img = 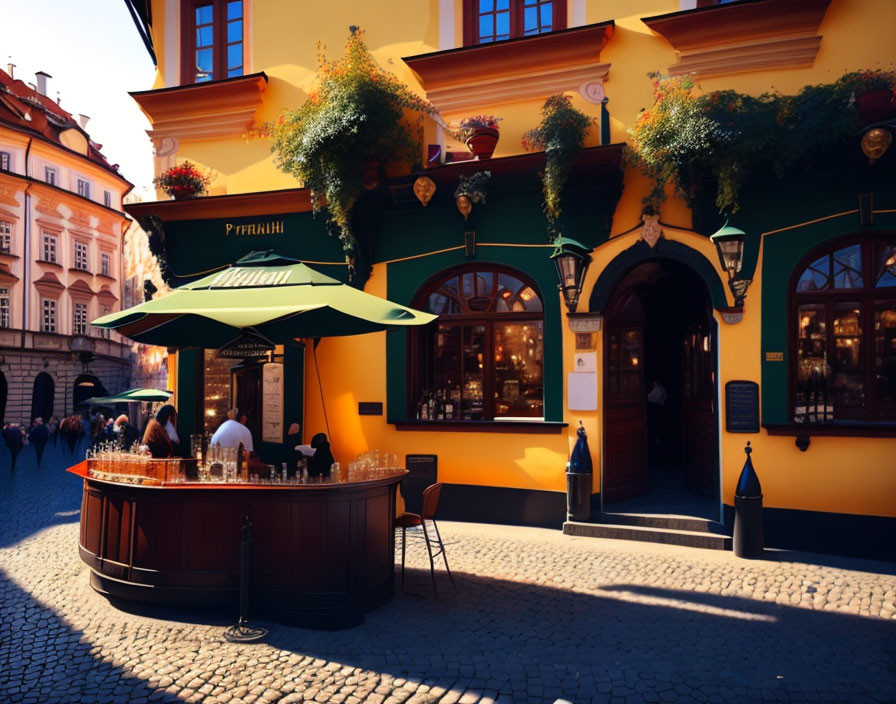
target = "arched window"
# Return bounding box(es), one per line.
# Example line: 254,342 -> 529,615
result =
792,235 -> 896,423
411,266 -> 544,421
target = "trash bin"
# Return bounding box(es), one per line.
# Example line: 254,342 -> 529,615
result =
733,441 -> 764,558
566,422 -> 593,522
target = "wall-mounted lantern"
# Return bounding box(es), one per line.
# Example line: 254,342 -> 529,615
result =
710,221 -> 751,308
550,235 -> 593,314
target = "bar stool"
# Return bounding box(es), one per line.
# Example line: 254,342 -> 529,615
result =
395,482 -> 457,598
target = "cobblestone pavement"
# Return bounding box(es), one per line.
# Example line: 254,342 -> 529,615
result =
1,442 -> 895,704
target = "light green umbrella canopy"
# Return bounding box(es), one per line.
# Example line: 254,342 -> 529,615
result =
81,388 -> 174,406
92,251 -> 436,348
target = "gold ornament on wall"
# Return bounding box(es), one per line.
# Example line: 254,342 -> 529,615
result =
456,194 -> 472,220
413,176 -> 436,207
861,128 -> 893,164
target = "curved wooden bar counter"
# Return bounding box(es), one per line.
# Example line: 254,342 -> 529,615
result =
68,461 -> 407,630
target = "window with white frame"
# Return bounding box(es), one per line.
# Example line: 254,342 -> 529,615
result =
0,288 -> 10,328
97,304 -> 111,339
100,253 -> 111,276
45,167 -> 57,185
77,179 -> 90,199
0,221 -> 11,253
0,151 -> 10,171
41,299 -> 57,333
73,301 -> 88,336
74,241 -> 89,271
103,190 -> 112,208
41,232 -> 58,263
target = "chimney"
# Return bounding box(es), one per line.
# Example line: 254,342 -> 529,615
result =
6,59 -> 14,79
78,114 -> 90,130
35,70 -> 51,96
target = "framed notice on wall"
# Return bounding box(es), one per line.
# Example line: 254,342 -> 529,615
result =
262,362 -> 284,443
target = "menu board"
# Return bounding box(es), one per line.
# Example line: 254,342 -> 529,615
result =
262,362 -> 284,443
725,380 -> 760,433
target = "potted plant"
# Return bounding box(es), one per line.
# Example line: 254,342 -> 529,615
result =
627,70 -> 896,215
838,69 -> 896,125
267,28 -> 438,276
522,94 -> 595,228
454,170 -> 491,220
456,115 -> 502,160
153,161 -> 212,200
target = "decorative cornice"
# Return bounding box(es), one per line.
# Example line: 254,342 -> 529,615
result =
68,279 -> 97,297
642,0 -> 832,78
130,72 -> 268,142
0,264 -> 19,282
404,22 -> 613,116
96,285 -> 118,301
124,187 -> 313,222
33,271 -> 65,293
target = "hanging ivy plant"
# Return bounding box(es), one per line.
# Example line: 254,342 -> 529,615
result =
628,70 -> 896,214
267,28 -> 437,276
522,94 -> 595,230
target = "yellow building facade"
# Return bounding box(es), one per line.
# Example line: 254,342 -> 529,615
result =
124,0 -> 896,558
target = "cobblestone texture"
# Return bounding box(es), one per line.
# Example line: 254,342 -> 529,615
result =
1,440 -> 895,703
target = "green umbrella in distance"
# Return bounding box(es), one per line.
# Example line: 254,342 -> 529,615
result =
91,251 -> 437,348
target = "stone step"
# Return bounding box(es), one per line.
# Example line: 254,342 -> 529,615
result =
563,520 -> 732,550
597,511 -> 729,535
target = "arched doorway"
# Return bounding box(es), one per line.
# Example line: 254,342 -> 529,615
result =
31,372 -> 55,422
0,371 -> 7,426
73,374 -> 107,414
602,259 -> 720,519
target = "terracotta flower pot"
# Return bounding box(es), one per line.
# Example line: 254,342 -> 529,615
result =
856,89 -> 896,126
170,185 -> 198,200
465,127 -> 500,160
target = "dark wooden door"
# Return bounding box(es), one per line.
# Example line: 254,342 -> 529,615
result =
603,291 -> 648,504
233,365 -> 263,444
682,316 -> 718,497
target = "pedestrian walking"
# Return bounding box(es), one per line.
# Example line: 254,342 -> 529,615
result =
28,417 -> 49,467
4,423 -> 24,473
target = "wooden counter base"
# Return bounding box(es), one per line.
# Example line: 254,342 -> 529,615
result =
70,462 -> 406,630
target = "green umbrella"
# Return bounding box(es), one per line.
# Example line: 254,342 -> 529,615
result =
92,251 -> 436,347
81,388 -> 174,406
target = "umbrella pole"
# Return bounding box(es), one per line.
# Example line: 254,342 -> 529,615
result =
312,344 -> 331,444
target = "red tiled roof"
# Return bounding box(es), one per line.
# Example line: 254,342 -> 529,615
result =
0,68 -> 123,178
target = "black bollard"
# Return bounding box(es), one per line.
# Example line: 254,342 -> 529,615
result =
223,516 -> 268,643
733,441 -> 764,558
566,421 -> 593,522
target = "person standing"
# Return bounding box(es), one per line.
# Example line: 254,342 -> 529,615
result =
210,411 -> 254,453
4,423 -> 24,473
28,417 -> 49,467
142,405 -> 179,458
309,433 -> 334,479
647,379 -> 668,463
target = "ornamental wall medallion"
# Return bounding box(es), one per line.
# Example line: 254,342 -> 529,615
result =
641,214 -> 662,248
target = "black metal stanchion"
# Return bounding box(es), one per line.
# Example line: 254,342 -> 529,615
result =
223,516 -> 268,643
566,421 -> 593,522
733,442 -> 764,559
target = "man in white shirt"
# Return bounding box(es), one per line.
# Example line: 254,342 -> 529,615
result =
211,413 -> 254,452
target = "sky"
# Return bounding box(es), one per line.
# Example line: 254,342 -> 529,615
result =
1,0 -> 157,199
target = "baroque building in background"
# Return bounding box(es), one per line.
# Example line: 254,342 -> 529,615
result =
0,66 -> 132,424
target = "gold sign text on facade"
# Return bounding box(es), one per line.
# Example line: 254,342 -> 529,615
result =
225,220 -> 284,236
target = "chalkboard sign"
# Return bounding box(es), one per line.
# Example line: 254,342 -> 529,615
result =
403,454 -> 437,515
725,381 -> 760,433
358,402 -> 383,416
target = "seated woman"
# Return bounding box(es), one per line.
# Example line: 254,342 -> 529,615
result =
142,405 -> 178,458
309,432 -> 334,478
